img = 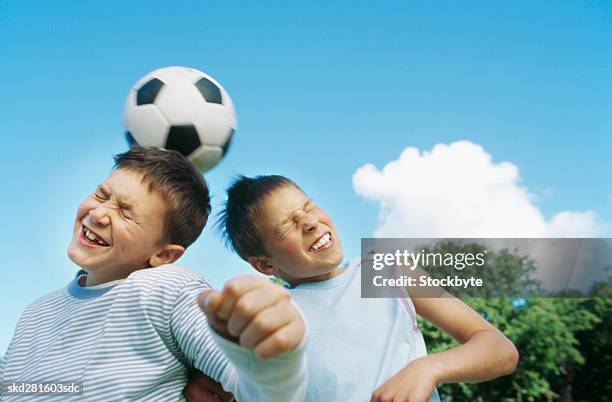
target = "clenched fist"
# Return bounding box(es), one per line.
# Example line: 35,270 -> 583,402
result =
198,276 -> 305,359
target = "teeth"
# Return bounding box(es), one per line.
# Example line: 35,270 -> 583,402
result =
85,228 -> 97,241
311,233 -> 331,252
84,227 -> 107,246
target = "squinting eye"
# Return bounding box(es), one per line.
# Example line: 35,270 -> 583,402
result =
94,192 -> 105,201
274,223 -> 293,239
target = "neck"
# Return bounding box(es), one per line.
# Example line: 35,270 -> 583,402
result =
85,275 -> 107,287
282,266 -> 345,287
81,270 -> 129,287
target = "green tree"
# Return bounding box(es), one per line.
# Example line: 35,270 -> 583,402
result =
571,296 -> 612,401
417,241 -> 540,298
415,242 -> 606,402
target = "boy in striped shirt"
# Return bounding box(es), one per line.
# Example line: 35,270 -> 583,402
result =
0,147 -> 307,401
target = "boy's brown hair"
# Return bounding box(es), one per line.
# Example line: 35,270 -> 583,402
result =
114,146 -> 210,248
219,174 -> 300,260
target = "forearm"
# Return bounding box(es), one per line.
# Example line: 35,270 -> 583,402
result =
425,330 -> 518,384
211,329 -> 307,402
195,276 -> 309,402
371,331 -> 517,402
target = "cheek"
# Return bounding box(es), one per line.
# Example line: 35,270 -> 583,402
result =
113,223 -> 132,244
115,223 -> 152,253
278,236 -> 306,258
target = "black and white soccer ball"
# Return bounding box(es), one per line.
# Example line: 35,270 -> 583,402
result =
123,66 -> 237,172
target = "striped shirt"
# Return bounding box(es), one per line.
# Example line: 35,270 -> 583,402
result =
0,265 -> 307,401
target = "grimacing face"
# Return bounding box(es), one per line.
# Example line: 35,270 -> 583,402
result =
252,185 -> 344,285
67,169 -> 182,285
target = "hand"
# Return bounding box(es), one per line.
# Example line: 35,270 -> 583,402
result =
371,358 -> 438,402
183,370 -> 234,402
198,276 -> 305,359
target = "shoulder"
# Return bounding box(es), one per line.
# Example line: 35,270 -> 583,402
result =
116,265 -> 212,322
24,286 -> 69,313
126,264 -> 212,289
11,286 -> 70,334
121,265 -> 213,309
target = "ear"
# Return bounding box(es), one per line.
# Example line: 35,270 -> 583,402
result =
149,244 -> 185,267
248,256 -> 278,276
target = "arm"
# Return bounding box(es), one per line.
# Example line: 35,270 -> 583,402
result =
412,295 -> 519,382
171,275 -> 307,402
198,276 -> 307,402
372,293 -> 518,402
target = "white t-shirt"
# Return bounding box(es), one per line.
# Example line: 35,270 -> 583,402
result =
290,259 -> 440,402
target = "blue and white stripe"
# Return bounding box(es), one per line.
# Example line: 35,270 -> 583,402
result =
1,265 -> 307,402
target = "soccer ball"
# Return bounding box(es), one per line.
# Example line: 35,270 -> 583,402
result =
123,66 -> 237,172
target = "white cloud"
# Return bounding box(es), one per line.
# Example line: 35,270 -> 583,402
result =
353,140 -> 607,238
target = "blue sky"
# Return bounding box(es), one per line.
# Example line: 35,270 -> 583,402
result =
1,0 -> 610,353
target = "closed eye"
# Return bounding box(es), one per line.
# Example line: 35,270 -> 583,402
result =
94,185 -> 109,201
272,200 -> 317,239
119,209 -> 131,220
273,222 -> 293,239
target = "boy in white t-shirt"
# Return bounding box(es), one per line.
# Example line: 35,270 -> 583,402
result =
219,174 -> 519,402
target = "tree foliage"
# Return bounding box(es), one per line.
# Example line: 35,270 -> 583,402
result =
416,242 -> 611,402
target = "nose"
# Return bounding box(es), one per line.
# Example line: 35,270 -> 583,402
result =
88,206 -> 111,226
301,213 -> 319,233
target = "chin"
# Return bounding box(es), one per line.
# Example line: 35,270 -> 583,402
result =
67,242 -> 94,270
67,249 -> 87,270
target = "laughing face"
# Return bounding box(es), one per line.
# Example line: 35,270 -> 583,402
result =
67,168 -> 180,286
252,184 -> 344,285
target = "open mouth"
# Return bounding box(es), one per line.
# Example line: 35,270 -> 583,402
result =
309,232 -> 333,253
80,225 -> 110,247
